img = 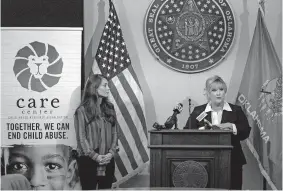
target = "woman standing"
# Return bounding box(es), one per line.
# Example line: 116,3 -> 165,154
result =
74,74 -> 118,190
184,75 -> 251,190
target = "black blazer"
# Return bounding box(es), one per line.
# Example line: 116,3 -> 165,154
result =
184,103 -> 251,165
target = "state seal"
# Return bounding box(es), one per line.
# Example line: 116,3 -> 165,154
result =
259,77 -> 282,120
172,160 -> 208,187
145,0 -> 235,73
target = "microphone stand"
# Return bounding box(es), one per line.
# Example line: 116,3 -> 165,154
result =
174,116 -> 178,129
165,111 -> 179,130
188,98 -> 192,129
153,103 -> 183,130
164,103 -> 183,130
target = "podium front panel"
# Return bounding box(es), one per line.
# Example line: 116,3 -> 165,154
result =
149,130 -> 232,189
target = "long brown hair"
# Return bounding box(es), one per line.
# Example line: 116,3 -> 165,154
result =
80,74 -> 116,126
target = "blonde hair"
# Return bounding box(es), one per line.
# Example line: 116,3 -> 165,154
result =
204,75 -> 227,101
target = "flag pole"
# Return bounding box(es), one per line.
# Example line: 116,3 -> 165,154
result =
257,0 -> 267,189
257,1 -> 267,189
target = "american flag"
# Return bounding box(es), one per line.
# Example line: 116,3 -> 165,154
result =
92,0 -> 149,186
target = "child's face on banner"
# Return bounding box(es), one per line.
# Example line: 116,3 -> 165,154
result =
6,145 -> 76,190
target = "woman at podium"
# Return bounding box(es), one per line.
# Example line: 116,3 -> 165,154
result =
184,75 -> 251,190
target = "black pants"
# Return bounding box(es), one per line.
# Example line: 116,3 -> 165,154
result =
78,156 -> 115,190
230,164 -> 243,190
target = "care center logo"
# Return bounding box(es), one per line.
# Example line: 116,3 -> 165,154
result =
145,0 -> 235,73
13,41 -> 63,92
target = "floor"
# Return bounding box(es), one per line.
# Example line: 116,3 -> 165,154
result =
119,174 -> 150,188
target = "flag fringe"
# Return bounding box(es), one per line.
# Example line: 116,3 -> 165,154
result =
112,161 -> 149,188
245,140 -> 278,190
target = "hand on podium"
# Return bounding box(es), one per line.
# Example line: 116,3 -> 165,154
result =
217,123 -> 234,131
203,119 -> 220,130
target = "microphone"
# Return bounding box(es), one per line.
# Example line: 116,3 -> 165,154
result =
152,122 -> 165,130
196,112 -> 219,130
164,103 -> 183,129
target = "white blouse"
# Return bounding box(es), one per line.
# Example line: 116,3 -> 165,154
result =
201,102 -> 237,135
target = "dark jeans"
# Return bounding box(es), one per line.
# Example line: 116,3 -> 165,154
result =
230,164 -> 243,190
78,156 -> 115,190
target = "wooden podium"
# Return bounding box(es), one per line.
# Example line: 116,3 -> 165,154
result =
148,129 -> 233,189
